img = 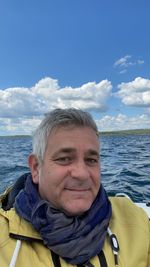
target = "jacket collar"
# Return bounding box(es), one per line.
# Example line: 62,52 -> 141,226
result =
0,208 -> 42,241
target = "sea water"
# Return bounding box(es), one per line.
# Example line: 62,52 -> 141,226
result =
0,134 -> 149,202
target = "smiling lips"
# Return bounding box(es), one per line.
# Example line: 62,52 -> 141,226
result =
65,188 -> 90,192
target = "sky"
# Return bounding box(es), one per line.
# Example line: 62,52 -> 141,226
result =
0,0 -> 150,135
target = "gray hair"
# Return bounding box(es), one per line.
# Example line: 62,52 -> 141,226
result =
32,108 -> 99,163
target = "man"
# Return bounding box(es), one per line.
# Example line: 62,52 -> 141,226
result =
0,108 -> 149,267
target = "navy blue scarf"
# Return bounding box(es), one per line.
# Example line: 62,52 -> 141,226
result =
15,174 -> 112,265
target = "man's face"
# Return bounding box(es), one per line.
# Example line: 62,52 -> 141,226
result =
29,126 -> 101,216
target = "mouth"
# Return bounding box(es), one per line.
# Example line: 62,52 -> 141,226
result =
65,188 -> 90,192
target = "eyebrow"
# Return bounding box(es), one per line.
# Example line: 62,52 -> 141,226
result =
86,149 -> 100,158
52,148 -> 76,158
52,148 -> 100,158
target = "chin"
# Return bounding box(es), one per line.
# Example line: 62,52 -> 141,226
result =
63,202 -> 92,216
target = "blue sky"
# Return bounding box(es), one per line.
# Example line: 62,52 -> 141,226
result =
0,0 -> 150,135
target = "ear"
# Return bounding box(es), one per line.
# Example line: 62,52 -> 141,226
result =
28,154 -> 40,184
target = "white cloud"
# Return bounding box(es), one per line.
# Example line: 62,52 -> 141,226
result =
0,77 -> 112,135
0,117 -> 42,135
96,113 -> 150,131
0,77 -> 112,119
2,112 -> 150,136
137,59 -> 144,65
1,76 -> 150,135
117,77 -> 150,107
119,69 -> 127,74
114,55 -> 144,74
114,55 -> 132,68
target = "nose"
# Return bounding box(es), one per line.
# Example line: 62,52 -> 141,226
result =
70,160 -> 90,180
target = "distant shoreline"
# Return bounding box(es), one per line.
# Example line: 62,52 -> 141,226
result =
1,129 -> 150,137
100,129 -> 150,136
0,135 -> 31,138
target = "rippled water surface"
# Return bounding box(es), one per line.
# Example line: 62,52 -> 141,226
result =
100,134 -> 150,202
0,134 -> 149,202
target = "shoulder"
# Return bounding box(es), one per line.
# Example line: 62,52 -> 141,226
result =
104,197 -> 150,266
0,208 -> 24,246
0,208 -> 11,246
109,197 -> 149,230
0,207 -> 41,244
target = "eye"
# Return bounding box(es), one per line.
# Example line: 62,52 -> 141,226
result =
85,158 -> 99,166
55,157 -> 72,165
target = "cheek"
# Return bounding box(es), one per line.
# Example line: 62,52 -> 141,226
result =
42,167 -> 69,189
92,167 -> 101,181
92,172 -> 101,193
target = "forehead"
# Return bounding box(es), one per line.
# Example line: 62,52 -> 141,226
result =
46,126 -> 100,153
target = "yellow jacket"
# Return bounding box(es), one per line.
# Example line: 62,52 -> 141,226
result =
0,197 -> 149,267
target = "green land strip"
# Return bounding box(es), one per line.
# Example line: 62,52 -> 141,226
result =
100,129 -> 150,136
0,135 -> 31,138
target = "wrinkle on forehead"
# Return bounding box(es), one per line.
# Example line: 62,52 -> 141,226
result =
46,126 -> 100,155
